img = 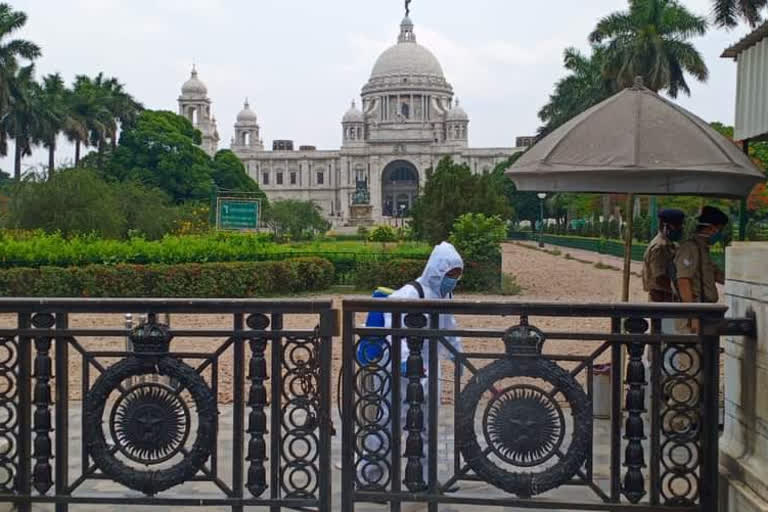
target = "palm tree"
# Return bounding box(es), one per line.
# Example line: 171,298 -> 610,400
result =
66,75 -> 108,166
589,0 -> 709,98
713,0 -> 767,28
538,47 -> 616,135
0,3 -> 41,156
99,75 -> 142,151
37,73 -> 67,177
65,74 -> 142,167
2,63 -> 40,180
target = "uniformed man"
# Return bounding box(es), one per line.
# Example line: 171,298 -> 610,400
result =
643,209 -> 686,303
674,205 -> 728,332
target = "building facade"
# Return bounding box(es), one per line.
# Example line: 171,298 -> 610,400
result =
179,14 -> 523,225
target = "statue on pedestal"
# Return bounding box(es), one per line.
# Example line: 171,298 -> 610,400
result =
352,178 -> 370,205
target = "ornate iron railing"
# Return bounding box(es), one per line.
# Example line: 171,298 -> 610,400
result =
0,298 -> 335,512
340,299 -> 728,512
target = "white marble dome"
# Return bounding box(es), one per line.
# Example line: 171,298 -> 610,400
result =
446,99 -> 468,121
181,67 -> 207,96
370,17 -> 444,79
342,100 -> 364,123
236,100 -> 258,123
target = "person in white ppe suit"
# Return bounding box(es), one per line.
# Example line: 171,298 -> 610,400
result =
378,241 -> 464,487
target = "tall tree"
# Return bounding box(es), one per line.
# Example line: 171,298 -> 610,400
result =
66,75 -> 110,166
713,0 -> 767,28
2,64 -> 40,180
589,0 -> 708,97
37,73 -> 67,177
0,3 -> 41,157
411,157 -> 512,245
538,47 -> 615,135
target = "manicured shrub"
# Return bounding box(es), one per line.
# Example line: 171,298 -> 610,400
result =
368,225 -> 398,243
353,259 -> 427,291
0,258 -> 334,298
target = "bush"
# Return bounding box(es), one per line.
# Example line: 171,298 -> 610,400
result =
4,169 -> 182,240
352,259 -> 427,290
368,225 -> 398,243
264,200 -> 331,241
449,213 -> 505,292
0,257 -> 334,297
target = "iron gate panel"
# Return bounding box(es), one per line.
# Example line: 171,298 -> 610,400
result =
341,299 -> 726,512
0,299 -> 335,512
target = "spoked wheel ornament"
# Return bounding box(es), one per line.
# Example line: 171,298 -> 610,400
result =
456,324 -> 591,498
84,319 -> 217,496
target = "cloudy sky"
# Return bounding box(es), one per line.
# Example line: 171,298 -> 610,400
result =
2,0 -> 752,173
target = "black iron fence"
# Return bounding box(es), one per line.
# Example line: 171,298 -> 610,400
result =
0,298 -> 335,511
0,297 -> 755,511
341,299 -> 732,512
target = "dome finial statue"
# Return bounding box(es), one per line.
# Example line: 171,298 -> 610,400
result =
405,0 -> 412,17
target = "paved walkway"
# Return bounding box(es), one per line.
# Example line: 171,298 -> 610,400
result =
5,403 -> 623,511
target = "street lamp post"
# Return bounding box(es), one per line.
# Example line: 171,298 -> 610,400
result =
537,192 -> 547,248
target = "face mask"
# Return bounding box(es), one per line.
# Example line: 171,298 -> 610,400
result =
708,231 -> 724,245
440,277 -> 458,297
667,229 -> 683,242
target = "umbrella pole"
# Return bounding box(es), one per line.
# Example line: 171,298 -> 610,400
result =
622,194 -> 635,302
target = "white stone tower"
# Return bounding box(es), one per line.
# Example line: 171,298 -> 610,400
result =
178,66 -> 220,156
231,99 -> 264,151
445,98 -> 469,147
341,100 -> 365,147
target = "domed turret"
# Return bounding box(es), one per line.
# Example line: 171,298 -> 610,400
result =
446,98 -> 468,121
342,100 -> 365,146
181,66 -> 208,97
232,98 -> 263,151
446,98 -> 469,146
342,100 -> 364,123
237,99 -> 258,123
178,66 -> 218,155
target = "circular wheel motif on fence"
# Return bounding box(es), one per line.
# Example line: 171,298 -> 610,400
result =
456,357 -> 591,498
84,356 -> 217,496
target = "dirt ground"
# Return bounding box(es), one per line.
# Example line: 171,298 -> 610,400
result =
0,242 -> 701,404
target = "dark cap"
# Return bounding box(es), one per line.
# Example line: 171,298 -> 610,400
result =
658,208 -> 685,224
698,205 -> 729,226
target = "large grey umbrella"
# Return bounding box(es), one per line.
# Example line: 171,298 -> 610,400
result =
509,78 -> 764,300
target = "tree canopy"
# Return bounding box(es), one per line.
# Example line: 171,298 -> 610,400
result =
264,199 -> 330,241
713,0 -> 767,28
589,0 -> 709,98
410,157 -> 513,245
102,111 -> 263,203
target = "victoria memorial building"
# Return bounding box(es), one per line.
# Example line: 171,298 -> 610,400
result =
176,13 -> 526,225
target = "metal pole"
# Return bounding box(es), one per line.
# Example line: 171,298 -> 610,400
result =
739,139 -> 750,241
622,194 -> 635,302
538,197 -> 545,248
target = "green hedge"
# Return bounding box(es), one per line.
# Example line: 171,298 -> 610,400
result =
0,258 -> 334,297
352,258 -> 500,293
510,232 -> 725,269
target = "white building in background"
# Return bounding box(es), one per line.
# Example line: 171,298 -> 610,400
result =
176,14 -> 524,225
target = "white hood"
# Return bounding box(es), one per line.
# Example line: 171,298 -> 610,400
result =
418,241 -> 464,297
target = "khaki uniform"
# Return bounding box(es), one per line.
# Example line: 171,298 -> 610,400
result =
642,232 -> 677,302
674,236 -> 721,303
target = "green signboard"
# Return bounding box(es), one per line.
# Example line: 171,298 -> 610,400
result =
217,197 -> 260,230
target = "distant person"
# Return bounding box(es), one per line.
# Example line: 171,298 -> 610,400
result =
642,209 -> 686,303
675,205 -> 728,332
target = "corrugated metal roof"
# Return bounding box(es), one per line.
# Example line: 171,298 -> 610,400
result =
722,20 -> 768,58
